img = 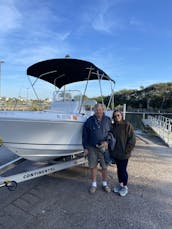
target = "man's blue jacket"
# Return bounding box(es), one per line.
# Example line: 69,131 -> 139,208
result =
82,114 -> 112,149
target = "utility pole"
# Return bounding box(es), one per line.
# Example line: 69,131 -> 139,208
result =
0,60 -> 5,98
26,88 -> 29,100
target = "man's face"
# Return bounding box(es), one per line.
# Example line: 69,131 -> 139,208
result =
95,105 -> 104,119
113,111 -> 122,122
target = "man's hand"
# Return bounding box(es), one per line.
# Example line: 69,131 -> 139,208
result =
84,148 -> 89,157
101,141 -> 108,150
96,141 -> 108,153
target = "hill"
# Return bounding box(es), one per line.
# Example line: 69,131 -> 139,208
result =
96,82 -> 172,112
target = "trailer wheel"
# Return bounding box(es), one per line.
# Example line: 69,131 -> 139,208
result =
5,181 -> 17,191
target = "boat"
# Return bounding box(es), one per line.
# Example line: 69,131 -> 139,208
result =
0,58 -> 115,161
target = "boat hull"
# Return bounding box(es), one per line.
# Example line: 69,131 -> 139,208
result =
5,144 -> 83,161
0,113 -> 86,161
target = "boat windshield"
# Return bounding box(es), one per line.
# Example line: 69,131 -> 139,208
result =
50,90 -> 82,113
53,90 -> 82,103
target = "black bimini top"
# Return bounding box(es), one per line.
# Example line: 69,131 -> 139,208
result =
27,58 -> 114,89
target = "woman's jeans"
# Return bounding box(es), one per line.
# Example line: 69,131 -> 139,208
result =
115,158 -> 129,186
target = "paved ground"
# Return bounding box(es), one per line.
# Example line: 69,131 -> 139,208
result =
0,132 -> 172,229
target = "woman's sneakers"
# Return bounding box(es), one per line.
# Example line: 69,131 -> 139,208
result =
113,184 -> 122,193
113,184 -> 128,196
119,186 -> 128,196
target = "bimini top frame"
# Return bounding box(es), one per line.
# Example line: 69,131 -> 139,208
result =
27,58 -> 115,110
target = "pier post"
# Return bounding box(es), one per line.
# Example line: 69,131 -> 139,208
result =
123,104 -> 126,120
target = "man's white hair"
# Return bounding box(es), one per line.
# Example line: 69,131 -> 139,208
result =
94,103 -> 105,111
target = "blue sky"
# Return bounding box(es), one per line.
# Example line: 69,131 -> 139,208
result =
0,0 -> 172,99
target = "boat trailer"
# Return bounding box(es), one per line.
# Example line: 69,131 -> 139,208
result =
0,153 -> 86,191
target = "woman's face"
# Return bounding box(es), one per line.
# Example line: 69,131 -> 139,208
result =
113,111 -> 122,122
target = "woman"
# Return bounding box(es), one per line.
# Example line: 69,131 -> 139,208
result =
110,110 -> 136,197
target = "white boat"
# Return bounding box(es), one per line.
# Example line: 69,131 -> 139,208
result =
0,58 -> 115,161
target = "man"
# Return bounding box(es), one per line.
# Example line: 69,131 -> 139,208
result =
111,110 -> 136,197
82,103 -> 112,194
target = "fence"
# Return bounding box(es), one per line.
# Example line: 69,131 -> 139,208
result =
143,115 -> 172,147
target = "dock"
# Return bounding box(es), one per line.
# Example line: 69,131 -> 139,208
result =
143,115 -> 172,147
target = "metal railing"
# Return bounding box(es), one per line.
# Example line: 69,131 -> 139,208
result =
147,115 -> 172,147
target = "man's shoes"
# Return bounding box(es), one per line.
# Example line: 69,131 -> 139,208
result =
89,186 -> 97,194
102,185 -> 111,193
119,186 -> 128,197
89,185 -> 111,193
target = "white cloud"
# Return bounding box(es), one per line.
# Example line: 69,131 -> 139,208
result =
94,0 -> 122,32
0,0 -> 22,33
0,0 -> 72,68
83,48 -> 125,80
129,17 -> 142,26
92,14 -> 115,33
80,0 -> 126,34
81,0 -> 151,34
128,16 -> 151,33
92,1 -> 113,32
9,44 -> 71,67
57,32 -> 71,41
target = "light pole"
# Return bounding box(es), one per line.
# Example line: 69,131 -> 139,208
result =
0,61 -> 5,98
26,88 -> 29,100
